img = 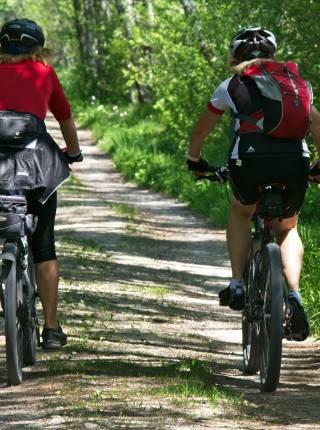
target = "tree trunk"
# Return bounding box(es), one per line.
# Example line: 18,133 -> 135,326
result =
179,0 -> 215,67
93,0 -> 109,91
84,0 -> 98,72
72,0 -> 86,65
143,0 -> 155,26
101,0 -> 111,22
180,0 -> 196,15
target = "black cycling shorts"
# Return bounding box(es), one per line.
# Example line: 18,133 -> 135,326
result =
28,192 -> 57,264
228,156 -> 310,218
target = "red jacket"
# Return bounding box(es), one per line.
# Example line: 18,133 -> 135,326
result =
0,59 -> 71,121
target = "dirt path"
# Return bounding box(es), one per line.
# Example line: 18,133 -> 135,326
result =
0,119 -> 319,429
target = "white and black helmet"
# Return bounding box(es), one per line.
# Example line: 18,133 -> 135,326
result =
0,18 -> 45,55
230,26 -> 277,61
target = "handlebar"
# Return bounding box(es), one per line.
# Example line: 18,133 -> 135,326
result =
194,165 -> 229,184
193,162 -> 320,185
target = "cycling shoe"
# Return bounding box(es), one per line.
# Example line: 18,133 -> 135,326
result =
285,297 -> 309,342
219,284 -> 244,311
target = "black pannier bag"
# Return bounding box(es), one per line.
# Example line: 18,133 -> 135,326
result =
0,110 -> 46,147
0,194 -> 36,239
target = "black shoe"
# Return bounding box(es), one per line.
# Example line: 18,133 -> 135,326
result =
285,297 -> 309,342
219,284 -> 244,311
42,324 -> 67,350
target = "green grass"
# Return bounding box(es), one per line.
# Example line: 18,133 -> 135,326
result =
46,355 -> 244,415
298,221 -> 320,334
108,202 -> 141,220
159,382 -> 244,409
152,359 -> 245,413
122,283 -> 170,298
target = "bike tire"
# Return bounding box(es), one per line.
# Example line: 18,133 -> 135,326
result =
258,242 -> 283,392
23,325 -> 37,366
3,243 -> 23,385
242,317 -> 259,375
242,249 -> 259,375
23,249 -> 38,366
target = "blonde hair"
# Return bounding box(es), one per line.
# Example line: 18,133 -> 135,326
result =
0,46 -> 51,65
230,57 -> 277,74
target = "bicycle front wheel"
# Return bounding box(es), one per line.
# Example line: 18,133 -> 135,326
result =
258,243 -> 283,392
2,243 -> 23,385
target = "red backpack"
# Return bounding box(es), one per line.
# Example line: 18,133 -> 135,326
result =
236,61 -> 312,140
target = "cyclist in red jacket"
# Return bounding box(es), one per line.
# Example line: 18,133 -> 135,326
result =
0,19 -> 83,349
187,27 -> 320,341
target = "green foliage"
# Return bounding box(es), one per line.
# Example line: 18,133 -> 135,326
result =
299,222 -> 320,334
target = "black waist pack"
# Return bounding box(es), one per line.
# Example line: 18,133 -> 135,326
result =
0,110 -> 46,147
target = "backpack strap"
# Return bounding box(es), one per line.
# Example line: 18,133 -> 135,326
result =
233,112 -> 259,126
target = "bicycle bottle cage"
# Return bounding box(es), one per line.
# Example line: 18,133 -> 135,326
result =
0,195 -> 36,239
259,191 -> 284,219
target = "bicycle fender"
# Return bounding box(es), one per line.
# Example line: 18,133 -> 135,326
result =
2,243 -> 17,262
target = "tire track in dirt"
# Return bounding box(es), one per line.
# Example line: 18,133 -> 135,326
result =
0,118 -> 318,429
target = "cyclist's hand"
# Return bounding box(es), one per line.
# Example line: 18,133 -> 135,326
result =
309,160 -> 320,183
186,156 -> 211,177
62,148 -> 83,164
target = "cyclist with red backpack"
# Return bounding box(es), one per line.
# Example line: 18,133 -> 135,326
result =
0,19 -> 83,349
187,26 -> 320,341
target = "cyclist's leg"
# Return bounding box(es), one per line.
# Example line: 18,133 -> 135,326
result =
227,158 -> 260,279
227,194 -> 256,279
271,168 -> 309,340
271,155 -> 309,293
273,216 -> 309,340
272,216 -> 302,292
220,159 -> 259,309
36,261 -> 59,328
28,192 -> 60,329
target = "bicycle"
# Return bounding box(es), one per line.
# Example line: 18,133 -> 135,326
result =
241,185 -> 289,392
195,165 -> 296,392
0,193 -> 39,385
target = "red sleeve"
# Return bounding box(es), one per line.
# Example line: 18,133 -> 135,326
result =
48,67 -> 72,122
207,101 -> 225,115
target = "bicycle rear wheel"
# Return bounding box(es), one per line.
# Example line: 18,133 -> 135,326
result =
258,243 -> 283,392
242,249 -> 259,375
2,243 -> 23,385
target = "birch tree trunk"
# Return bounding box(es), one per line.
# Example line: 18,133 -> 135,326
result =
143,0 -> 155,26
179,0 -> 215,67
101,0 -> 111,22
